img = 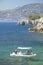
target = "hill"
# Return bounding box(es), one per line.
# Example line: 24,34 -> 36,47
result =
0,3 -> 43,22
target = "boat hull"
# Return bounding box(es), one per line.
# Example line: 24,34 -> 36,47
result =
10,53 -> 36,58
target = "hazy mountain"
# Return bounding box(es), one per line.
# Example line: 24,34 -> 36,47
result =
0,3 -> 43,22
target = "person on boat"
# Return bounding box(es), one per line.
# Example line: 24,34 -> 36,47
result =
15,50 -> 18,54
26,50 -> 33,55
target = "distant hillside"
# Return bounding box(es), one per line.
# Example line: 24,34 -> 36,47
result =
0,3 -> 43,22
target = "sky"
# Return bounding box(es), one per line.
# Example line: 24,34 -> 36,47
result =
0,0 -> 43,10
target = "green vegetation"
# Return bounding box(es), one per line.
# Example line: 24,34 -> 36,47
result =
28,14 -> 41,20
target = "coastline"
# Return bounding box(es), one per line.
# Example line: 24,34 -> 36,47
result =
28,28 -> 43,33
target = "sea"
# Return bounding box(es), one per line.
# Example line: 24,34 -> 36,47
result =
0,22 -> 43,65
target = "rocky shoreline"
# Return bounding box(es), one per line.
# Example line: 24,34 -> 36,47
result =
28,28 -> 43,33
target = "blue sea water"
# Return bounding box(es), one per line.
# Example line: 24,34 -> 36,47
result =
0,22 -> 43,65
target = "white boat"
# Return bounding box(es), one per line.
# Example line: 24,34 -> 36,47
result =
10,47 -> 36,58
